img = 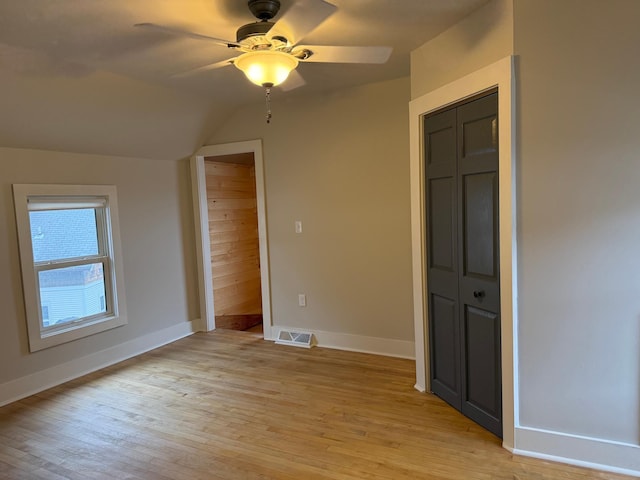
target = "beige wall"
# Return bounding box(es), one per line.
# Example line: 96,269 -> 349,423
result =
0,148 -> 198,385
514,0 -> 640,446
411,0 -> 513,99
208,77 -> 414,342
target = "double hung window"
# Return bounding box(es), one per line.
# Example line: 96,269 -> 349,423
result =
13,184 -> 127,352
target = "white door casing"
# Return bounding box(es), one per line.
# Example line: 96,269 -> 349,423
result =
409,56 -> 517,449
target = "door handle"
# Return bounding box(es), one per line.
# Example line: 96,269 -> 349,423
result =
473,290 -> 485,299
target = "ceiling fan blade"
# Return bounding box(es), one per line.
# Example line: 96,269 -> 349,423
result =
171,58 -> 236,78
279,69 -> 306,91
267,0 -> 337,46
134,23 -> 240,48
294,45 -> 392,64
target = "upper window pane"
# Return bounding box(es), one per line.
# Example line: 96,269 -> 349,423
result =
29,209 -> 99,262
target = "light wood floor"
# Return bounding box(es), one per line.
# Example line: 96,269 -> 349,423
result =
0,330 -> 633,480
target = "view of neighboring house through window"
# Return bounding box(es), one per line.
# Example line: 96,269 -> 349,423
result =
13,185 -> 127,352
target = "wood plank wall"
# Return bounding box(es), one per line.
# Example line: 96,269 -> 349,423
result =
205,159 -> 262,329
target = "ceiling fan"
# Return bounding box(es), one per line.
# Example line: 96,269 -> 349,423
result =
134,0 -> 392,92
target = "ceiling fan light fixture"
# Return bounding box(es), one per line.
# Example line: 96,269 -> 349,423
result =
234,50 -> 298,87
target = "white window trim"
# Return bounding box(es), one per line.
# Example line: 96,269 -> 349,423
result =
13,184 -> 127,352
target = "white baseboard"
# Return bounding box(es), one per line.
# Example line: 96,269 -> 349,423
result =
0,320 -> 198,407
514,426 -> 640,477
270,326 -> 415,359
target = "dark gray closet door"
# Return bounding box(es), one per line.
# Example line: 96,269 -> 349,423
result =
425,91 -> 502,438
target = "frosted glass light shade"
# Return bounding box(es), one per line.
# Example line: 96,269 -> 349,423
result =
234,51 -> 299,87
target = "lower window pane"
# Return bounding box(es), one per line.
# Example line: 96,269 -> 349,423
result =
38,263 -> 106,328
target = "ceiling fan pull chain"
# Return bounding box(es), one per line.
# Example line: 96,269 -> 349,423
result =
265,86 -> 272,124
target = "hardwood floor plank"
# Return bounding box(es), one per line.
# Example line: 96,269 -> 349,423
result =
0,330 -> 634,479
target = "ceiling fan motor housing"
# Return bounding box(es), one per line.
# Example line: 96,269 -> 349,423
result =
236,21 -> 275,43
248,0 -> 281,20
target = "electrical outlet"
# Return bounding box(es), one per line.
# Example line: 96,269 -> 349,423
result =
298,294 -> 306,307
295,220 -> 303,234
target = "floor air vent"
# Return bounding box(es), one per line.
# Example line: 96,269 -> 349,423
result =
275,329 -> 314,348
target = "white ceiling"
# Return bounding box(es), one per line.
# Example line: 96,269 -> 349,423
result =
0,0 -> 489,160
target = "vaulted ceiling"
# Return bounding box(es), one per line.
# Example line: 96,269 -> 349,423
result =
0,0 -> 489,160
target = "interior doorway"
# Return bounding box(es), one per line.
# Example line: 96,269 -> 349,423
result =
205,154 -> 263,333
408,56 -> 516,448
191,140 -> 273,340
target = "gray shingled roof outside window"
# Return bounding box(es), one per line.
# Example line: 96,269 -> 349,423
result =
29,209 -> 102,287
30,209 -> 98,262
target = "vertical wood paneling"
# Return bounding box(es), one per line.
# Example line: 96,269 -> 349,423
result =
205,160 -> 262,322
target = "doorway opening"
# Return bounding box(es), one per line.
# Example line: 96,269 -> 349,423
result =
205,153 -> 263,333
191,140 -> 273,340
